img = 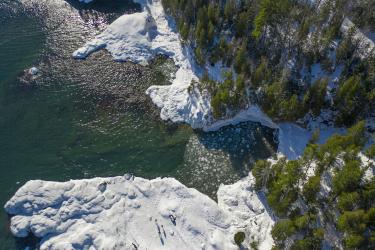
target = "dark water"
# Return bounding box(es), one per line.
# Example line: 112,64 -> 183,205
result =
0,1 -> 276,249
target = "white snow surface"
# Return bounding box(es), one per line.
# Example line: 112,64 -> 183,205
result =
277,122 -> 346,160
5,174 -> 275,250
218,174 -> 275,250
73,11 -> 158,64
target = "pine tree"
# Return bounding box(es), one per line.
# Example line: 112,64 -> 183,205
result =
224,0 -> 235,23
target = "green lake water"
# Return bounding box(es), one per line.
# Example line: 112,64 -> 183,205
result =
0,1 -> 276,249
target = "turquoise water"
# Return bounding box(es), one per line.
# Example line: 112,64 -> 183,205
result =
0,1 -> 276,249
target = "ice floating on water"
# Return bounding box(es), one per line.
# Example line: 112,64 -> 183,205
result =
204,105 -> 278,132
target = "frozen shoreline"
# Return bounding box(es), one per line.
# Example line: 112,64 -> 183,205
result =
5,174 -> 274,249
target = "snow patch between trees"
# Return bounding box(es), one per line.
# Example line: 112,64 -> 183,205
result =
277,122 -> 346,160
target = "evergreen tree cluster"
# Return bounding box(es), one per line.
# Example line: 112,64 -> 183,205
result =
162,0 -> 375,123
253,121 -> 375,249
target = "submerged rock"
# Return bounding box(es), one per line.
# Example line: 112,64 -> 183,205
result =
28,67 -> 39,76
18,67 -> 39,85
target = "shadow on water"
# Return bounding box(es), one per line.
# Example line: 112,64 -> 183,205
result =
65,0 -> 141,23
2,214 -> 39,250
14,235 -> 40,250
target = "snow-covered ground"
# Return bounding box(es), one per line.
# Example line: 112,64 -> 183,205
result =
341,17 -> 375,58
5,174 -> 274,250
277,122 -> 346,160
218,174 -> 275,250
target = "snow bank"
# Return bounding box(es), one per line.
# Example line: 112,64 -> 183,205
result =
5,174 -> 275,249
73,11 -> 157,64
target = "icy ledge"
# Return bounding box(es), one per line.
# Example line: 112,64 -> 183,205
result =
5,174 -> 274,250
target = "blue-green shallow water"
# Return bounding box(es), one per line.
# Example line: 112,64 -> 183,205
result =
0,1 -> 276,249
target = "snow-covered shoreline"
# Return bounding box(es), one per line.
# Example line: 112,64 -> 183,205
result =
71,0 -> 281,133
73,0 -> 213,129
5,1 -> 365,248
5,174 -> 275,249
71,0 -> 348,159
341,17 -> 375,58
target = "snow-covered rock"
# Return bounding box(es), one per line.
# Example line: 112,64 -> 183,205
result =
5,174 -> 275,250
28,67 -> 39,75
360,153 -> 375,182
73,11 -> 157,64
73,0 -> 212,129
218,174 -> 275,250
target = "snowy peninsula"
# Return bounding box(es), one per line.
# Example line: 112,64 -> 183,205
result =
5,174 -> 274,249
